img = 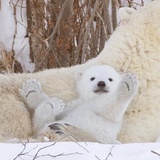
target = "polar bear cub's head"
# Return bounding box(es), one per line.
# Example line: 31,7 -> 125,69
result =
75,65 -> 122,100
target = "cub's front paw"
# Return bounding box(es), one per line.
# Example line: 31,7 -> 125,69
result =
122,72 -> 138,94
37,98 -> 66,116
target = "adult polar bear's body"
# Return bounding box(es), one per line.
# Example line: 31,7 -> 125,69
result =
0,0 -> 160,142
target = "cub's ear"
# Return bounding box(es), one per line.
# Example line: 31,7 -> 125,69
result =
118,7 -> 136,22
74,71 -> 83,81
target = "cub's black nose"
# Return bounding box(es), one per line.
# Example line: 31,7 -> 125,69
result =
97,81 -> 106,88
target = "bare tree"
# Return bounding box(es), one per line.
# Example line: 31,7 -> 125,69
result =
27,0 -> 116,70
27,0 -> 49,71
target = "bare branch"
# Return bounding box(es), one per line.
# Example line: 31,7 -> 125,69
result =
105,145 -> 115,160
49,0 -> 73,50
82,0 -> 101,62
151,150 -> 160,157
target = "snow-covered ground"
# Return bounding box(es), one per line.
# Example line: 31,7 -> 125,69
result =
1,142 -> 160,160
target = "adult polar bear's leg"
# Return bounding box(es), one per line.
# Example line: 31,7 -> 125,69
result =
39,123 -> 99,142
0,94 -> 32,139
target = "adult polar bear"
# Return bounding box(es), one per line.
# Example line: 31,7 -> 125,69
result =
0,0 -> 160,143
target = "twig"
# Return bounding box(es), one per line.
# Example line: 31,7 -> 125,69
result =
32,137 -> 85,160
48,0 -> 74,67
49,0 -> 71,50
106,0 -> 112,36
9,1 -> 26,8
82,0 -> 100,63
112,0 -> 117,30
13,143 -> 38,160
32,142 -> 57,160
151,150 -> 160,157
9,0 -> 20,73
96,11 -> 107,36
34,152 -> 83,159
105,145 -> 115,160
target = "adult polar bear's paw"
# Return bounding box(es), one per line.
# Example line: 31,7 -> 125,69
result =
38,123 -> 73,142
19,78 -> 49,109
38,122 -> 98,142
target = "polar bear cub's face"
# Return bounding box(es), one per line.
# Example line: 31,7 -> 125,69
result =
75,65 -> 122,100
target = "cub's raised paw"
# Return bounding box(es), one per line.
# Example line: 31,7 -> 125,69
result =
122,72 -> 138,94
19,78 -> 42,99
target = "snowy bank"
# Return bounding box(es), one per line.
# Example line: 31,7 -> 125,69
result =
0,142 -> 160,160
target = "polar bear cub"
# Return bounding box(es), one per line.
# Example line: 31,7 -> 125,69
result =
20,65 -> 138,143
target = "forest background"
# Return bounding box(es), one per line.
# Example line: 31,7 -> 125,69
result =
0,0 -> 152,73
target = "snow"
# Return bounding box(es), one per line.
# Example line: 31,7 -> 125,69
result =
0,0 -> 35,73
0,142 -> 160,160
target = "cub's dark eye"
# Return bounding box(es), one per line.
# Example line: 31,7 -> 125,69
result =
90,77 -> 95,81
108,78 -> 113,82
